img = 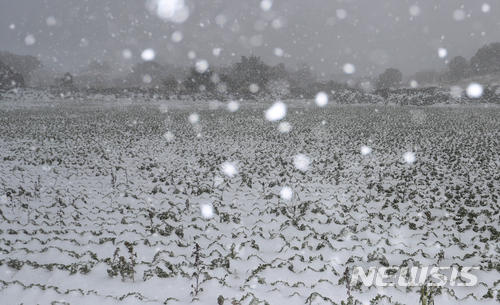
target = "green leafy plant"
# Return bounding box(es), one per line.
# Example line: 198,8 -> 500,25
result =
419,284 -> 437,305
145,207 -> 156,234
107,242 -> 137,282
56,197 -> 66,228
33,175 -> 41,198
217,295 -> 224,305
418,271 -> 442,305
190,242 -> 205,297
341,267 -> 354,305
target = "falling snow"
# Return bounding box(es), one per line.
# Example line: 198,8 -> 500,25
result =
46,16 -> 57,26
188,113 -> 199,124
221,162 -> 238,178
227,101 -> 239,112
2,1 -> 500,304
141,49 -> 156,61
315,92 -> 328,107
280,187 -> 293,201
466,83 -> 483,98
200,203 -> 214,218
265,101 -> 286,122
361,146 -> 372,156
278,121 -> 292,133
336,9 -> 347,19
409,5 -> 420,16
142,74 -> 152,84
195,60 -> 209,73
293,154 -> 310,171
163,131 -> 175,142
260,0 -> 272,11
274,48 -> 284,57
171,31 -> 183,42
122,49 -> 132,59
452,9 -> 466,21
403,152 -> 416,164
343,63 -> 355,74
212,48 -> 221,56
438,48 -> 447,58
249,84 -> 259,93
149,0 -> 190,23
24,34 -> 35,46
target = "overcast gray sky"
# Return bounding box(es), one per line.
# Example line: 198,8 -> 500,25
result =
1,0 -> 499,77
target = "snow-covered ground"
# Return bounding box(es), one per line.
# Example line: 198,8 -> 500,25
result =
1,94 -> 499,305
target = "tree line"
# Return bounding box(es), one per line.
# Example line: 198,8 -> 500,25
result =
2,42 -> 500,93
38,55 -> 345,99
447,42 -> 500,80
372,42 -> 500,89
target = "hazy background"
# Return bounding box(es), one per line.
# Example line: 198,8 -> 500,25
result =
1,0 -> 499,77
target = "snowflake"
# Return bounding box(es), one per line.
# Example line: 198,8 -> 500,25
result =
466,83 -> 483,98
278,122 -> 292,133
265,101 -> 286,121
201,203 -> 214,218
280,187 -> 293,201
293,154 -> 310,171
315,92 -> 328,107
221,162 -> 238,177
189,113 -> 199,124
403,152 -> 416,164
227,101 -> 239,112
361,146 -> 372,156
163,131 -> 175,142
141,49 -> 155,61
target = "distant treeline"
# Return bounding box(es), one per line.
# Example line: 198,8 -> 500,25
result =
2,41 -> 500,94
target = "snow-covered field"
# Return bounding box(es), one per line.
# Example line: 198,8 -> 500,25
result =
1,95 -> 500,305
